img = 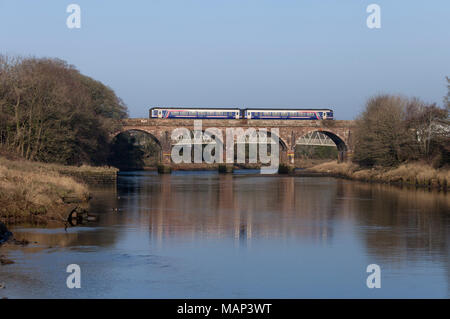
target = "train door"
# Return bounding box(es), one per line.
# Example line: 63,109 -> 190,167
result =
158,110 -> 162,118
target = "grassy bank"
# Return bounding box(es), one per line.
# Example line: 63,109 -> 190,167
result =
0,157 -> 118,184
309,161 -> 449,189
0,158 -> 115,224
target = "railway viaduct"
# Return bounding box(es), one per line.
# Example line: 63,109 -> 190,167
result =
114,118 -> 356,165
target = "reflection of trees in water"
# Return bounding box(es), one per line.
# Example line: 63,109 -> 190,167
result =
115,174 -> 449,292
347,182 -> 449,266
118,174 -> 341,245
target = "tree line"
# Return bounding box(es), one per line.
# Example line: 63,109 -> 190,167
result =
353,78 -> 450,168
0,56 -> 128,165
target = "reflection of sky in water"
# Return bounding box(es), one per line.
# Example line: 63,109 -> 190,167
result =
1,173 -> 449,298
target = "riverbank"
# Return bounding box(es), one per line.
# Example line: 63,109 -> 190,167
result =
308,161 -> 449,190
0,157 -> 117,224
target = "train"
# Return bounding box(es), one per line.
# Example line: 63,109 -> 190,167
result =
150,107 -> 334,120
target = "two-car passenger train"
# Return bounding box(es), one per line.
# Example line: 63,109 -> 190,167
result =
150,107 -> 333,120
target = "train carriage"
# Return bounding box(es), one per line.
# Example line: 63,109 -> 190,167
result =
150,107 -> 334,120
150,107 -> 241,119
244,109 -> 333,120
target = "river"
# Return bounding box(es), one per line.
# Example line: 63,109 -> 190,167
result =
1,171 -> 449,298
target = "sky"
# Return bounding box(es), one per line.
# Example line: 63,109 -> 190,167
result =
0,0 -> 449,119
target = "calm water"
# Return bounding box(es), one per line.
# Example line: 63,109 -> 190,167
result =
1,171 -> 449,298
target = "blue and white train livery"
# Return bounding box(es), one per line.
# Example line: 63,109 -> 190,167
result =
150,107 -> 241,119
244,109 -> 333,120
150,107 -> 334,120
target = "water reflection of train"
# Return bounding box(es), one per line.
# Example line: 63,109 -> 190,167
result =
150,107 -> 334,120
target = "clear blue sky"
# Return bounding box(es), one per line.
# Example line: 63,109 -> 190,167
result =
1,0 -> 449,119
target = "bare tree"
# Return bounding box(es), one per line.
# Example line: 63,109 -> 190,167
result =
0,55 -> 128,165
353,94 -> 448,167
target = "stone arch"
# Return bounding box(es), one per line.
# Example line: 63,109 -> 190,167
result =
296,129 -> 347,150
176,129 -> 225,163
112,128 -> 163,148
111,128 -> 163,164
295,129 -> 348,162
274,134 -> 288,152
228,129 -> 288,165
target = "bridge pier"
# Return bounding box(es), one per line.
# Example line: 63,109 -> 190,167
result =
338,150 -> 354,163
338,151 -> 345,163
280,149 -> 289,165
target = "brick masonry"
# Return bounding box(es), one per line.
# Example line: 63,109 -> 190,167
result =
114,118 -> 356,165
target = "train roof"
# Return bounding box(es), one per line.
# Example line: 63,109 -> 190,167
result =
150,106 -> 240,110
150,107 -> 332,111
243,108 -> 333,111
